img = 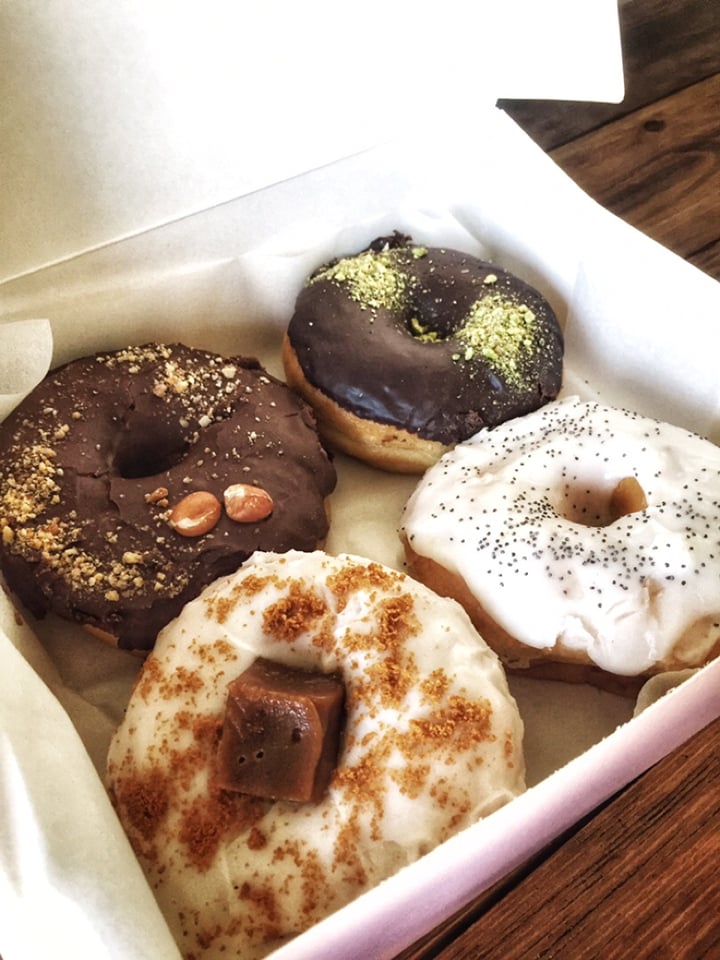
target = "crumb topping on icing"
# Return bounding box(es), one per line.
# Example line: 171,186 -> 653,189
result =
309,247 -> 416,313
288,235 -> 563,448
106,550 -> 524,958
452,294 -> 539,385
0,343 -> 335,649
306,241 -> 556,393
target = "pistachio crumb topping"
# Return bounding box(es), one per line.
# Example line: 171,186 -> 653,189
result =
452,294 -> 539,385
310,249 -> 414,312
409,316 -> 439,342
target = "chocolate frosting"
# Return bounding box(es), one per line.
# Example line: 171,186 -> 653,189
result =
0,343 -> 336,650
287,233 -> 564,444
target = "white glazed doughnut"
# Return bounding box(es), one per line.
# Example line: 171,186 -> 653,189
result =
401,396 -> 720,689
106,549 -> 524,960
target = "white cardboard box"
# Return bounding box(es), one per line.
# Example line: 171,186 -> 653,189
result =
1,3 -> 719,959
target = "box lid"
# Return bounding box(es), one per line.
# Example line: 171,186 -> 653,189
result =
0,0 -> 623,285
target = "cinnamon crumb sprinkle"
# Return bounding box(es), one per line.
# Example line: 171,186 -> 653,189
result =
112,765 -> 169,845
262,583 -> 328,641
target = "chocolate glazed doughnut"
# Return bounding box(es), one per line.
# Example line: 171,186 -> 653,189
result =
283,233 -> 564,473
0,343 -> 336,651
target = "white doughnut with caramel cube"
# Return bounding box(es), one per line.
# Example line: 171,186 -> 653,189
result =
106,549 -> 525,959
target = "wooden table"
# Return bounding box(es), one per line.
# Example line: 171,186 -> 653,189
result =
503,0 -> 720,282
397,2 -> 720,957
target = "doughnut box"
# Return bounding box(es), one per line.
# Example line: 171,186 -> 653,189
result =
1,4 -> 719,959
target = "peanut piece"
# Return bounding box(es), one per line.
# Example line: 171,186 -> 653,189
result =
145,486 -> 169,504
224,483 -> 274,523
169,491 -> 222,537
609,476 -> 648,521
122,551 -> 145,565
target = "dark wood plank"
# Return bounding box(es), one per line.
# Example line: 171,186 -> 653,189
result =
498,0 -> 720,151
397,716 -> 720,960
689,239 -> 720,280
548,74 -> 720,271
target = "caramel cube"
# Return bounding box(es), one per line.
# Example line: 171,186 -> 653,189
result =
216,658 -> 345,803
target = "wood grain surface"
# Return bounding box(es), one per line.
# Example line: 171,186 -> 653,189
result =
551,74 -> 720,268
500,0 -> 720,279
396,2 -> 720,957
398,717 -> 720,960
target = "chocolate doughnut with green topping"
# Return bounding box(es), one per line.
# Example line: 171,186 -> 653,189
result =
283,233 -> 564,473
0,343 -> 336,651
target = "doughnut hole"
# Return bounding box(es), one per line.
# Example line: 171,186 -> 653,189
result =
555,476 -> 648,527
405,285 -> 466,342
112,412 -> 189,479
405,309 -> 459,342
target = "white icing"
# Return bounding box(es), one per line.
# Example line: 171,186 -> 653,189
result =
401,397 -> 720,677
106,550 -> 524,960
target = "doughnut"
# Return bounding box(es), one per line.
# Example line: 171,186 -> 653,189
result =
0,343 -> 336,651
283,232 -> 564,473
106,549 -> 525,959
400,396 -> 720,692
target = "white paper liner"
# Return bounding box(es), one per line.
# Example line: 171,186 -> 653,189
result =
1,115 -> 719,958
0,624 -> 180,960
0,318 -> 53,419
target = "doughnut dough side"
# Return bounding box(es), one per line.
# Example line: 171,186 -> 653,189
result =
106,550 -> 525,960
282,333 -> 448,473
401,396 -> 720,688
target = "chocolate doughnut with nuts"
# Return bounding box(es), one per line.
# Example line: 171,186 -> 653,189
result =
283,232 -> 564,473
0,343 -> 336,651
